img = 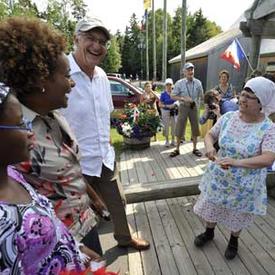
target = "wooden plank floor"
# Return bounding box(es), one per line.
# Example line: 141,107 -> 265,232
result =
98,196 -> 275,275
119,140 -> 208,187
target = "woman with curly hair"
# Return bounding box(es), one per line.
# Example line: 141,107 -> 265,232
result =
0,16 -> 107,273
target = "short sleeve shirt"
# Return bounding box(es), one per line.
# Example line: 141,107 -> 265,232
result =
172,77 -> 203,106
15,105 -> 97,241
160,91 -> 175,106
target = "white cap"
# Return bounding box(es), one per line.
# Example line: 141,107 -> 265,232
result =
183,62 -> 194,70
75,17 -> 111,40
165,78 -> 173,85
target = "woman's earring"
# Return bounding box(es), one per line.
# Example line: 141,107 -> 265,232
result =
42,88 -> 45,93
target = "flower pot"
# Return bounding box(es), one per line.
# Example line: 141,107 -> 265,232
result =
123,136 -> 151,150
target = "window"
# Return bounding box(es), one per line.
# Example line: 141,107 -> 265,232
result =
110,81 -> 129,95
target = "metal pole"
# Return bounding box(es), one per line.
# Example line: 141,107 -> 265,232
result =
146,12 -> 149,81
162,0 -> 167,81
152,0 -> 157,81
9,0 -> 14,9
139,33 -> 144,80
181,0 -> 187,78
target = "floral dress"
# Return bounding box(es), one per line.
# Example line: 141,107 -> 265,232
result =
194,111 -> 275,231
0,167 -> 84,274
16,107 -> 97,241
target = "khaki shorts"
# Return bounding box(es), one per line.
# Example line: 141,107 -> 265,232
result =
175,102 -> 200,138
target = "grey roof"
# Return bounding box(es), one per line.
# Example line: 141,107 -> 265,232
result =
169,28 -> 241,64
245,0 -> 275,20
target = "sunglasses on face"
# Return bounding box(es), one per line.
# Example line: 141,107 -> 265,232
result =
0,118 -> 32,131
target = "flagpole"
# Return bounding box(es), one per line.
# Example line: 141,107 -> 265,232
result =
235,38 -> 254,72
162,0 -> 167,81
181,0 -> 187,78
152,0 -> 156,81
146,10 -> 149,80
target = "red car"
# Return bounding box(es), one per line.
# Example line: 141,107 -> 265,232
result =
108,76 -> 143,109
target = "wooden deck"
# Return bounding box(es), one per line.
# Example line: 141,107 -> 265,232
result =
99,196 -> 275,275
120,141 -> 207,186
121,141 -> 208,202
98,140 -> 275,274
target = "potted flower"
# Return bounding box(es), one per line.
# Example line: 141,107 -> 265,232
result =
113,103 -> 162,149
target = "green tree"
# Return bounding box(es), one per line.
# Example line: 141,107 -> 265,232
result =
0,0 -> 10,18
0,0 -> 87,51
170,8 -> 221,53
120,13 -> 141,78
71,0 -> 87,20
102,36 -> 121,73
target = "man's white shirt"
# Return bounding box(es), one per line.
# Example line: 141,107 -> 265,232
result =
61,53 -> 115,177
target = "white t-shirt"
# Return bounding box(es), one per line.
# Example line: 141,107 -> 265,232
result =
61,53 -> 115,177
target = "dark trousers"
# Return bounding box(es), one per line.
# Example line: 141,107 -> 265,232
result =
81,226 -> 103,256
84,163 -> 132,245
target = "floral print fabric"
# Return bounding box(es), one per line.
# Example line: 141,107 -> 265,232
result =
16,107 -> 97,241
194,196 -> 254,231
0,167 -> 84,274
198,111 -> 275,216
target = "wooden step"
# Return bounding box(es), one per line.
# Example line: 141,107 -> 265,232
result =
124,176 -> 201,203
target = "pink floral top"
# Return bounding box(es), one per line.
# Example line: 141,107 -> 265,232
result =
0,167 -> 84,274
16,106 -> 97,241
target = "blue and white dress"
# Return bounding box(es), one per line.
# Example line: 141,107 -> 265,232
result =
194,111 -> 275,231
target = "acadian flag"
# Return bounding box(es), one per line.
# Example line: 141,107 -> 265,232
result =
220,39 -> 246,70
144,0 -> 151,10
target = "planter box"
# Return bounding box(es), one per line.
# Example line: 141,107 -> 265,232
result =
123,136 -> 151,150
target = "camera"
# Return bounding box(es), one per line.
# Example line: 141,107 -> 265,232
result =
170,106 -> 178,116
204,92 -> 218,120
205,97 -> 216,110
190,101 -> 196,109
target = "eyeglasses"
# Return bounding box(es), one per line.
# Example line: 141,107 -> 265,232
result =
79,32 -> 110,49
0,118 -> 32,131
240,92 -> 258,100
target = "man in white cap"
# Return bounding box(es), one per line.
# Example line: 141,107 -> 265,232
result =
62,17 -> 150,250
170,62 -> 204,157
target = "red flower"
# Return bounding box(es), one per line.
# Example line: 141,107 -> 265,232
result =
19,161 -> 32,172
63,213 -> 74,227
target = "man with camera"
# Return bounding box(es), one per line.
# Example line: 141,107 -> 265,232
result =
170,62 -> 204,157
200,89 -> 239,125
200,90 -> 221,125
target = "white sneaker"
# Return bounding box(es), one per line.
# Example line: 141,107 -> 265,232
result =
165,141 -> 170,147
170,141 -> 176,146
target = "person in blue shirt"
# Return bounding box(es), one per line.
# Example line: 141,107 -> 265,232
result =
159,78 -> 177,147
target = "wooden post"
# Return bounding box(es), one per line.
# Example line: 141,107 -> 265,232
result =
249,34 -> 261,74
162,0 -> 167,82
181,0 -> 187,78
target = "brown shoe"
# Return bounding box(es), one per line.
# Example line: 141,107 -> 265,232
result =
118,237 -> 150,250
